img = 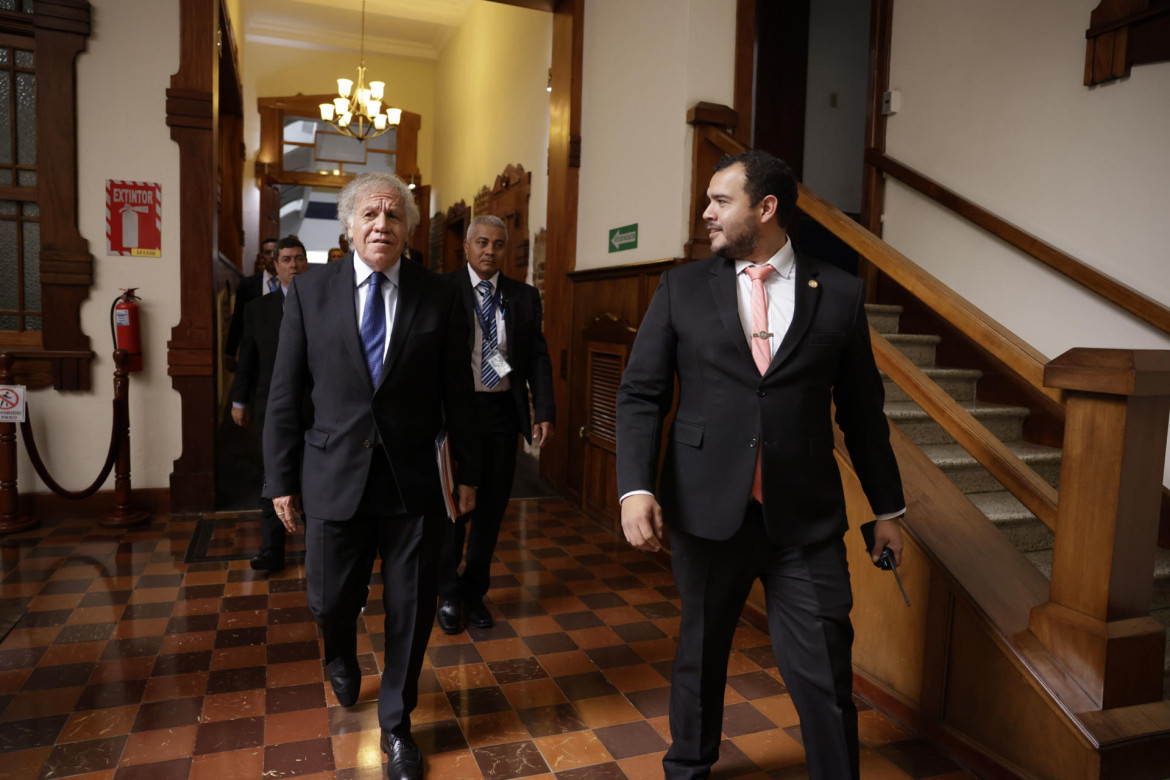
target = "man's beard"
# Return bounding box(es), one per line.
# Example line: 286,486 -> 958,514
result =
711,219 -> 758,260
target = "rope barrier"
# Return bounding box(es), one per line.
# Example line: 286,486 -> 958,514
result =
0,350 -> 150,533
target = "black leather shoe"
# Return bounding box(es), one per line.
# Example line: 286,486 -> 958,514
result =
437,598 -> 462,635
249,549 -> 285,572
464,598 -> 493,629
381,730 -> 423,780
327,656 -> 361,707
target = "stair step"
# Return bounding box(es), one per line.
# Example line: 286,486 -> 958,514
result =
1024,548 -> 1170,612
884,333 -> 941,367
966,491 -> 1054,552
865,303 -> 903,335
882,367 -> 983,403
918,442 -> 1062,493
885,400 -> 1030,445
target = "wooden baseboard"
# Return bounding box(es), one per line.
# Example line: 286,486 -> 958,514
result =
18,487 -> 170,521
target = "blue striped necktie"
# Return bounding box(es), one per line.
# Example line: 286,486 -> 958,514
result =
362,272 -> 387,386
478,280 -> 500,389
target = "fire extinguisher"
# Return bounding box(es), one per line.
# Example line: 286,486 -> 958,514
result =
110,289 -> 143,372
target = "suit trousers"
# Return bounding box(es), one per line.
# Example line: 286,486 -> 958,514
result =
255,407 -> 286,555
438,392 -> 519,603
304,449 -> 443,735
664,504 -> 858,780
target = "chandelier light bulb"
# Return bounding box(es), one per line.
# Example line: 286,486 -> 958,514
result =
337,78 -> 353,97
370,81 -> 385,100
373,114 -> 387,130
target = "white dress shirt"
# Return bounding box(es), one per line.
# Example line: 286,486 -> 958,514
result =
261,269 -> 278,295
353,253 -> 400,369
468,265 -> 510,393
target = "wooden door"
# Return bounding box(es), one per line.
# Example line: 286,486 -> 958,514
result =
442,201 -> 470,274
481,164 -> 531,281
577,315 -> 638,528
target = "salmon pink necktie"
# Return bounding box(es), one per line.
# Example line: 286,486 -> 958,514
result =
744,263 -> 775,503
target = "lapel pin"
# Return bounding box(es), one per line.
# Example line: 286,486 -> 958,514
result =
808,280 -> 819,289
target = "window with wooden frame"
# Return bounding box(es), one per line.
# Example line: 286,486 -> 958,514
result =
0,1 -> 94,391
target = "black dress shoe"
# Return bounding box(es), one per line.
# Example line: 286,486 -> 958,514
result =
437,598 -> 462,635
464,598 -> 493,629
250,549 -> 285,572
381,730 -> 423,780
327,656 -> 361,707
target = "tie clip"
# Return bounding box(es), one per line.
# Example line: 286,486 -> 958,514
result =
753,330 -> 773,339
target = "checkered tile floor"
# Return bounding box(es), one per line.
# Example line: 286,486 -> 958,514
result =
0,499 -> 978,779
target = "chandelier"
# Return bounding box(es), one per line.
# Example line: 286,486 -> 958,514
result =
318,0 -> 401,141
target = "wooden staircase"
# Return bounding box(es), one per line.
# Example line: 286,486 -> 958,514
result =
868,301 -> 1170,699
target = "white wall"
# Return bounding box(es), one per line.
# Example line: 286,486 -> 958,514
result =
240,42 -> 436,261
431,0 -> 552,271
883,0 -> 1170,486
22,0 -> 183,493
802,0 -> 870,214
575,0 -> 736,270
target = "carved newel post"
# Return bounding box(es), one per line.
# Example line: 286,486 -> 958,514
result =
1030,348 -> 1170,709
99,350 -> 150,528
0,353 -> 36,534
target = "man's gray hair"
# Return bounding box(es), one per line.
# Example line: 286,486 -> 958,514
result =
337,172 -> 420,236
466,214 -> 508,244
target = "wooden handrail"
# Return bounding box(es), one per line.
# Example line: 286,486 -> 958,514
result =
796,183 -> 1062,405
871,329 -> 1059,530
866,149 -> 1170,337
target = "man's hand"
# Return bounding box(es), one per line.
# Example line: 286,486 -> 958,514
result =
273,494 -> 304,533
621,494 -> 664,552
231,406 -> 250,427
532,422 -> 553,448
872,516 -> 904,567
457,484 -> 477,516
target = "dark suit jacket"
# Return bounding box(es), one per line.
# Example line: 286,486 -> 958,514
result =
229,290 -> 284,427
225,272 -> 267,358
616,251 -> 904,547
263,255 -> 481,520
448,270 -> 556,442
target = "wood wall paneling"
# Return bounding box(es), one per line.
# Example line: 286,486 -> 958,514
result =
539,0 -> 583,491
166,0 -> 218,512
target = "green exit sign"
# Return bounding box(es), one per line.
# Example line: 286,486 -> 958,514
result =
608,223 -> 638,253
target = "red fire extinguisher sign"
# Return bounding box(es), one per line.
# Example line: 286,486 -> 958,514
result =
106,180 -> 162,257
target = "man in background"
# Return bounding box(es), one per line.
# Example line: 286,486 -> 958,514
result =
437,215 -> 555,634
225,237 -> 278,369
230,235 -> 309,572
327,247 -> 345,263
265,173 -> 479,780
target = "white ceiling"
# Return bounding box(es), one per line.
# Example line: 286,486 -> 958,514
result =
244,0 -> 477,60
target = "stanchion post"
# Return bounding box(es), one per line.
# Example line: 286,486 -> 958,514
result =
99,350 -> 150,528
0,352 -> 37,534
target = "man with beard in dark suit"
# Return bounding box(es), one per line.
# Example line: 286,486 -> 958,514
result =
230,234 -> 309,572
264,173 -> 479,780
436,215 -> 555,634
617,150 -> 905,780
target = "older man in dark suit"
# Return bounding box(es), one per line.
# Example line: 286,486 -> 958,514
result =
617,150 -> 906,780
264,173 -> 479,780
436,215 -> 555,634
229,234 -> 309,572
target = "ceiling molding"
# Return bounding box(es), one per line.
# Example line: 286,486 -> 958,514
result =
247,22 -> 442,60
